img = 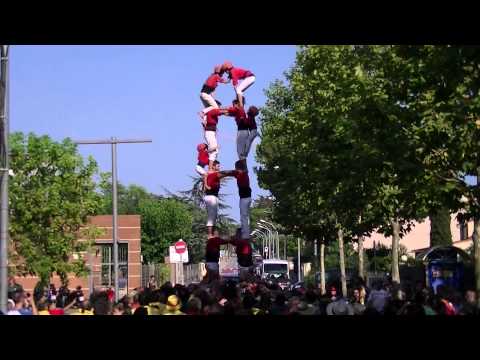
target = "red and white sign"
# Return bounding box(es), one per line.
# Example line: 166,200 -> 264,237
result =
175,240 -> 187,254
169,239 -> 189,263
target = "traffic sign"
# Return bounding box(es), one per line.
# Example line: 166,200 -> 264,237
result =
169,240 -> 189,263
175,240 -> 187,254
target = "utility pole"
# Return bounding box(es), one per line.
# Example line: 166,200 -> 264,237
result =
0,45 -> 10,314
297,237 -> 302,283
75,138 -> 152,302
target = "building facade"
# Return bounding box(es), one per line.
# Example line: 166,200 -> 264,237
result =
362,214 -> 474,255
14,215 -> 141,297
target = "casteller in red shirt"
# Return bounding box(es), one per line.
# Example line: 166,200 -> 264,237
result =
227,105 -> 248,130
205,171 -> 221,197
205,108 -> 225,132
205,236 -> 230,263
197,144 -> 209,167
227,67 -> 255,87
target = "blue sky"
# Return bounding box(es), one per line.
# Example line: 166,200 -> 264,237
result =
10,45 -> 297,222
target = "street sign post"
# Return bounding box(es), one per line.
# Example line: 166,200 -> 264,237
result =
169,240 -> 189,263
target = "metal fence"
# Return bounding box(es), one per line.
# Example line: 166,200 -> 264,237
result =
142,263 -> 205,287
142,263 -> 171,288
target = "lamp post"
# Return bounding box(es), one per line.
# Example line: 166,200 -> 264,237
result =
252,229 -> 268,258
0,45 -> 9,314
257,223 -> 275,259
74,137 -> 152,302
260,220 -> 280,258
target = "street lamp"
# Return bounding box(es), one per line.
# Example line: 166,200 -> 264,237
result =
252,229 -> 268,258
257,223 -> 275,259
259,220 -> 280,258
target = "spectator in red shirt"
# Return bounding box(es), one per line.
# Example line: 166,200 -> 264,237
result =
200,65 -> 229,109
233,160 -> 252,239
107,287 -> 115,303
204,161 -> 236,236
48,300 -> 65,315
222,61 -> 255,107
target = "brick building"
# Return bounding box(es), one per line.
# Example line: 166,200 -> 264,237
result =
14,215 -> 141,297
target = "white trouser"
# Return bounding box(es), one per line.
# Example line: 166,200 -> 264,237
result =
200,105 -> 216,124
205,195 -> 219,227
240,197 -> 251,239
235,76 -> 256,97
236,130 -> 250,160
204,130 -> 218,162
245,129 -> 258,158
195,165 -> 207,176
200,92 -> 218,108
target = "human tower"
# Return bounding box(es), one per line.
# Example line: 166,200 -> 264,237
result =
194,61 -> 258,281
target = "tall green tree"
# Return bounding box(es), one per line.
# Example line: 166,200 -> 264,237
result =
9,132 -> 101,283
429,206 -> 453,247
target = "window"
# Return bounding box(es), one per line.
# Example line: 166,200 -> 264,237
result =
101,244 -> 128,289
459,222 -> 469,241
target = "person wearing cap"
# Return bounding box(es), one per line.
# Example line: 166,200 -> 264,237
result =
200,65 -> 229,109
162,295 -> 185,315
222,61 -> 255,108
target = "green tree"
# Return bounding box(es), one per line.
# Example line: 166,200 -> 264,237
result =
97,172 -> 157,215
430,206 -> 453,247
9,132 -> 101,284
257,45 -> 444,289
139,198 -> 193,264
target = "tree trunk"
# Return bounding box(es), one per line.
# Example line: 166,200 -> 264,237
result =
338,228 -> 347,298
320,238 -> 326,295
391,219 -> 401,284
358,235 -> 365,280
474,217 -> 480,308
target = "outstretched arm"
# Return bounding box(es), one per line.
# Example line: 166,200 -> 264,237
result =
218,170 -> 236,179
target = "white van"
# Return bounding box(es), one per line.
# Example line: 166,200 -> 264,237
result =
262,259 -> 290,289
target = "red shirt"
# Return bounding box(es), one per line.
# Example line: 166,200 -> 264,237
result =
205,237 -> 230,263
206,237 -> 230,254
227,106 -> 248,130
198,148 -> 209,166
234,170 -> 251,198
231,239 -> 252,256
205,108 -> 223,131
205,171 -> 221,196
234,170 -> 250,188
204,74 -> 224,89
49,308 -> 65,315
229,67 -> 254,87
